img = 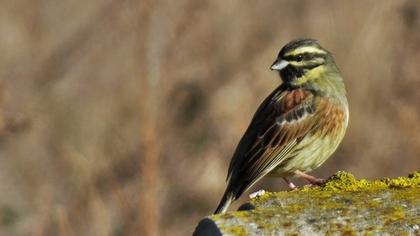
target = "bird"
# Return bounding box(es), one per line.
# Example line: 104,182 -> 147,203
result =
214,38 -> 349,214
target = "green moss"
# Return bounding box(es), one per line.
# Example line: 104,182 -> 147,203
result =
382,171 -> 420,188
249,191 -> 277,203
388,206 -> 406,221
341,226 -> 356,236
211,171 -> 420,235
300,171 -> 420,193
221,225 -> 247,236
283,203 -> 304,213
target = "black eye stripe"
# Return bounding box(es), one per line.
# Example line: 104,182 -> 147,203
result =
283,55 -> 294,61
303,53 -> 313,60
283,53 -> 326,62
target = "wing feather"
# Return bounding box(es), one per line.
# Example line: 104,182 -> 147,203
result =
226,85 -> 321,198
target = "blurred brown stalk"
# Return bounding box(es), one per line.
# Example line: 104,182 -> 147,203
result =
0,0 -> 419,235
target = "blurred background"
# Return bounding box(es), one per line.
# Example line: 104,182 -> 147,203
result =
0,0 -> 420,235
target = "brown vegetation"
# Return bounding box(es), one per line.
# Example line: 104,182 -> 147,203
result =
0,0 -> 419,235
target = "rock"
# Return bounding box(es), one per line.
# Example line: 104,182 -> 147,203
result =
193,171 -> 420,235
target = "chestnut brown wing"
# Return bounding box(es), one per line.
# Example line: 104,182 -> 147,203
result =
226,86 -> 320,198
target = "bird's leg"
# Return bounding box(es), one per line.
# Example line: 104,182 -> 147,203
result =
294,170 -> 324,185
282,177 -> 298,190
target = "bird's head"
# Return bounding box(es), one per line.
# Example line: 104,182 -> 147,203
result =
271,39 -> 340,87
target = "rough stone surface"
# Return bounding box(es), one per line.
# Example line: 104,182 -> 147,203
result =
194,171 -> 420,235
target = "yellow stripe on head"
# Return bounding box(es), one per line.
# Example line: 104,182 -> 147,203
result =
285,46 -> 327,57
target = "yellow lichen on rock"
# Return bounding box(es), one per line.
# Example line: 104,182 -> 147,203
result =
199,171 -> 420,235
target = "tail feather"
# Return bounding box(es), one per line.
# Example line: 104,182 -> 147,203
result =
214,190 -> 234,214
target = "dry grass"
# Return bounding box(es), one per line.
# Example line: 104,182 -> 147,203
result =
0,0 -> 420,235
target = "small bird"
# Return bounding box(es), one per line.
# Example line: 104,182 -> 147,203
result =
214,39 -> 349,214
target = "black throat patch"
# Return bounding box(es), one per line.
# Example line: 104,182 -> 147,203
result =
280,65 -> 305,82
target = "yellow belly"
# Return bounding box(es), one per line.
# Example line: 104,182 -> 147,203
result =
269,130 -> 345,177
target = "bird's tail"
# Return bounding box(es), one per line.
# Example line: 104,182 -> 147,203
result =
214,190 -> 235,214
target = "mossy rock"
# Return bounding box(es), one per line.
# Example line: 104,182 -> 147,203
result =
194,171 -> 420,235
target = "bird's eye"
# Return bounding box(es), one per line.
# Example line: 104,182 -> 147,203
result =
296,55 -> 304,62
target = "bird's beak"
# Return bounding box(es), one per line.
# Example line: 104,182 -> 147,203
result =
270,60 -> 289,71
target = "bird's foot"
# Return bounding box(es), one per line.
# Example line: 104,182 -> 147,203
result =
294,170 -> 325,186
283,177 -> 299,190
249,189 -> 266,199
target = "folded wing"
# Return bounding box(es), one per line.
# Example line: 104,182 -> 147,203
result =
226,85 -> 320,199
